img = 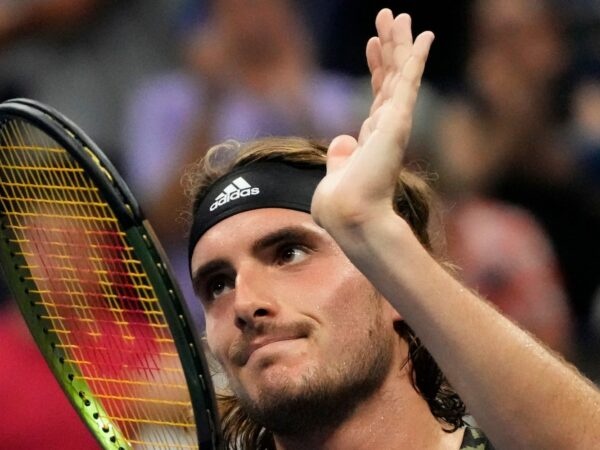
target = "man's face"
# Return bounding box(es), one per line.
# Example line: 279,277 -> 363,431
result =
190,208 -> 403,432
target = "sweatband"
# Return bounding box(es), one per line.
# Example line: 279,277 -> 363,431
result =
188,161 -> 326,261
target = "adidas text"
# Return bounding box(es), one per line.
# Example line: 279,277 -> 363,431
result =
209,177 -> 260,211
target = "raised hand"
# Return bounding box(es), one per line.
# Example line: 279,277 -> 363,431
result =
311,9 -> 434,236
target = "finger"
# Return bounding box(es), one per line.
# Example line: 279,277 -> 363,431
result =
357,116 -> 373,147
384,30 -> 434,108
375,8 -> 394,71
395,30 -> 435,103
359,102 -> 388,146
391,14 -> 413,73
356,31 -> 434,183
373,12 -> 414,115
370,94 -> 383,116
366,36 -> 382,75
367,34 -> 389,115
379,14 -> 412,104
384,31 -> 435,146
326,134 -> 358,173
372,68 -> 394,114
366,36 -> 383,97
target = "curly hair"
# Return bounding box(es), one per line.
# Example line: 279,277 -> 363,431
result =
184,136 -> 467,449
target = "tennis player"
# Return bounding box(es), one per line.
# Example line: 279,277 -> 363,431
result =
186,9 -> 600,449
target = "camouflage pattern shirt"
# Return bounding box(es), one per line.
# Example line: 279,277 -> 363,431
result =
460,426 -> 495,449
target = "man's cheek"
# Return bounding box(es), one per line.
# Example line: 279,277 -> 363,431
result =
204,333 -> 227,370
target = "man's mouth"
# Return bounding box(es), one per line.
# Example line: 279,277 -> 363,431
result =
229,323 -> 312,366
245,336 -> 303,363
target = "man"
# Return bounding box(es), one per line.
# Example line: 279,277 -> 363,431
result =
186,9 -> 600,449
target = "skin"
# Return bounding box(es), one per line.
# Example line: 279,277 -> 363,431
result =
191,8 -> 600,449
192,209 -> 399,402
311,8 -> 600,450
191,208 -> 465,449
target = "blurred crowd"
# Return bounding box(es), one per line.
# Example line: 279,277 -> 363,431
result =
0,0 -> 598,447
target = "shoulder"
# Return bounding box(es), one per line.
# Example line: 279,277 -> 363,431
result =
460,426 -> 496,450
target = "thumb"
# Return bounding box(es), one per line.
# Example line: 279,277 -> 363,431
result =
326,134 -> 358,173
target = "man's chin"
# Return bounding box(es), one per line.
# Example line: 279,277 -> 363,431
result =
232,364 -> 360,436
240,359 -> 318,399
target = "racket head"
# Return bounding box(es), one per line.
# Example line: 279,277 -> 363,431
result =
0,98 -> 221,449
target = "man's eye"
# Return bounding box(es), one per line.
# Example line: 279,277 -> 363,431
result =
277,245 -> 309,265
206,276 -> 232,300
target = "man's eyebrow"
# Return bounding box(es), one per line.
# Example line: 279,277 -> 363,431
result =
191,226 -> 318,295
250,226 -> 316,254
191,259 -> 231,297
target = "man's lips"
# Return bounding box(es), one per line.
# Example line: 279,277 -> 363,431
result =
246,336 -> 303,363
229,323 -> 313,366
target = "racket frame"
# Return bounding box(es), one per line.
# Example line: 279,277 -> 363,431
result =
0,99 -> 221,449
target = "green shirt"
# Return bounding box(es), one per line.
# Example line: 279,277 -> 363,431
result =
460,426 -> 495,449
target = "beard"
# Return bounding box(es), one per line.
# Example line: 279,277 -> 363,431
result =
227,296 -> 396,437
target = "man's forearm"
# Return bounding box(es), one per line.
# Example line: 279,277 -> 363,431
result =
333,213 -> 600,449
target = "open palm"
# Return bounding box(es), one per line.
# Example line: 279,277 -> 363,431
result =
312,10 -> 434,234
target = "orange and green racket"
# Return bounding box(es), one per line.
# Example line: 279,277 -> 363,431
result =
0,98 -> 221,449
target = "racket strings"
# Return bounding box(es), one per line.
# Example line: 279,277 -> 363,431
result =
0,118 -> 199,449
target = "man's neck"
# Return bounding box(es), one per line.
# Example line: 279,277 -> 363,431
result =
273,365 -> 465,450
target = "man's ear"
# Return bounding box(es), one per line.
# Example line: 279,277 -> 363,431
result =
382,299 -> 403,325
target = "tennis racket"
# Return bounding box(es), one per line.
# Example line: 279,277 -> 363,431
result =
0,98 -> 221,449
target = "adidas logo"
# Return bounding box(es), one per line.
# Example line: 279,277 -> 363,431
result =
209,177 -> 260,211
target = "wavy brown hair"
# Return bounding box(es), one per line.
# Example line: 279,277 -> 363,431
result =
183,136 -> 466,449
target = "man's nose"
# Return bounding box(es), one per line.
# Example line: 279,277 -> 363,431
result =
232,267 -> 280,331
